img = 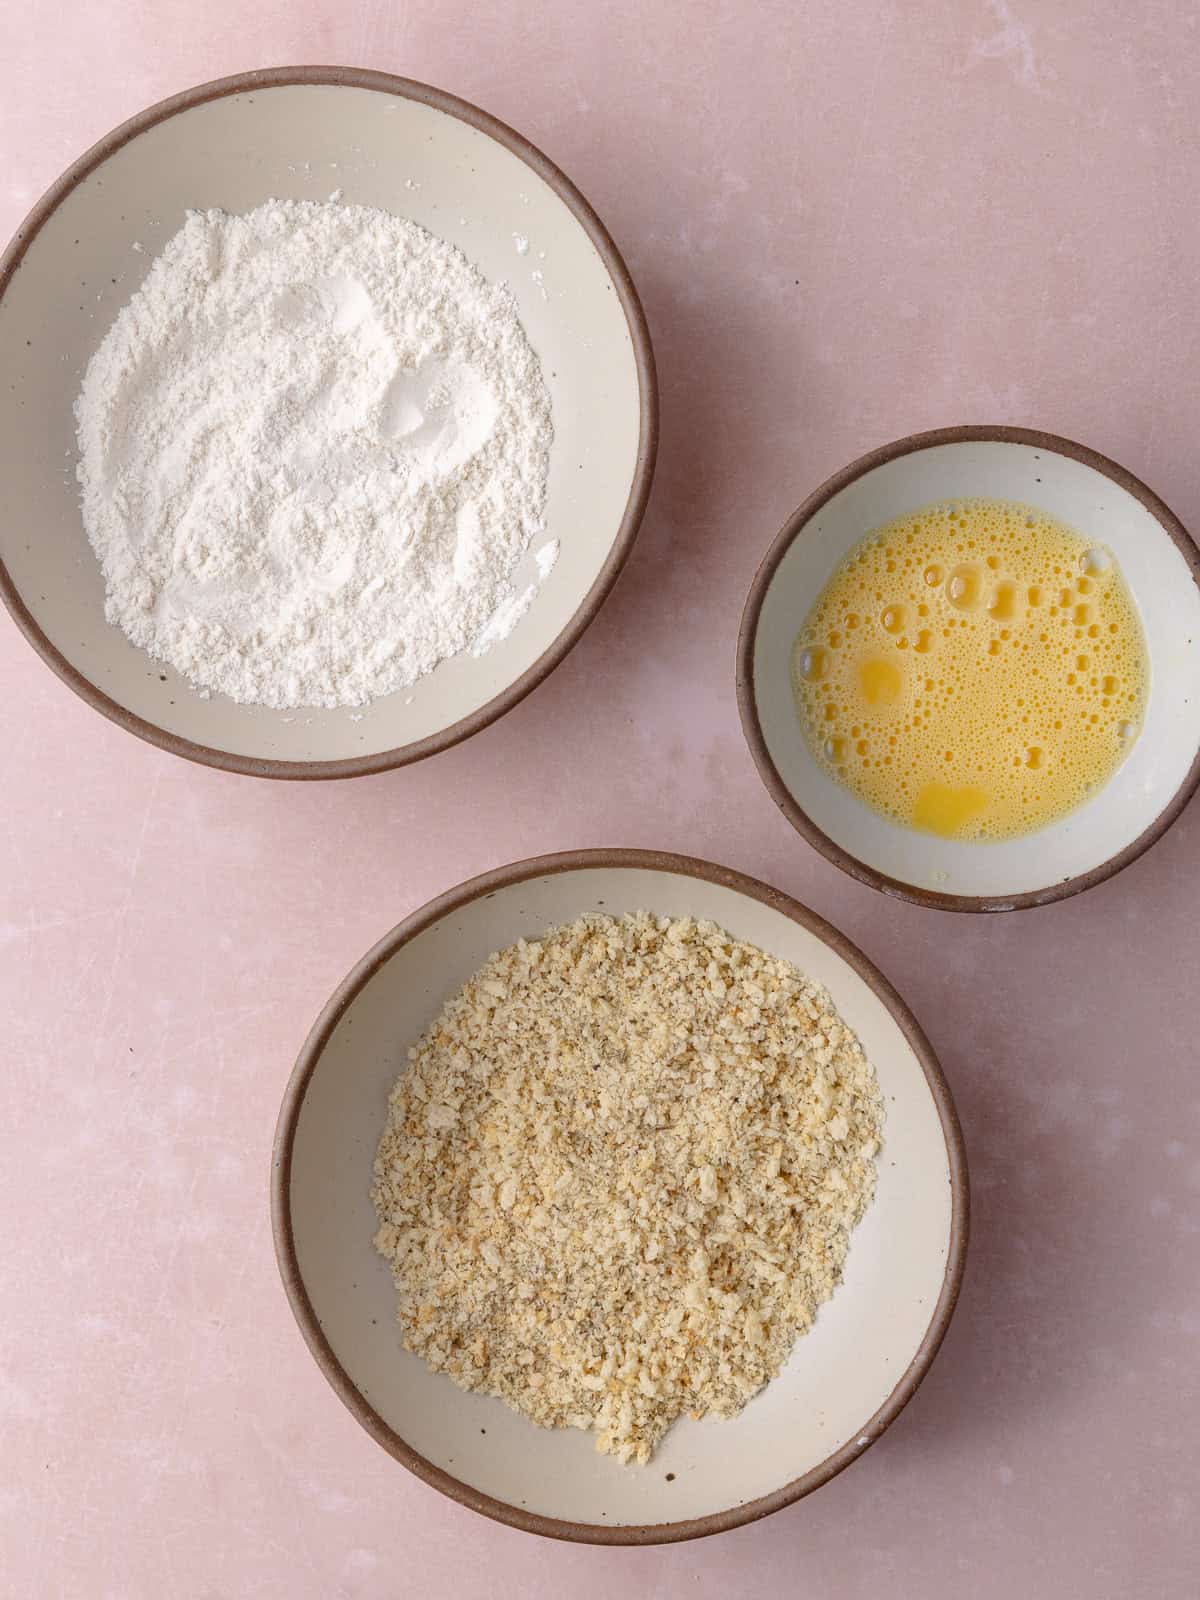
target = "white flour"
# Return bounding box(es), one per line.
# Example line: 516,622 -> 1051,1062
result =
74,199 -> 554,708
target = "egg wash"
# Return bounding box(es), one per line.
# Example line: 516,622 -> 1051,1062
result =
791,498 -> 1149,840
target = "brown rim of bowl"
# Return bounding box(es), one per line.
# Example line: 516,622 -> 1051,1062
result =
0,66 -> 658,781
271,846 -> 970,1546
737,424 -> 1200,914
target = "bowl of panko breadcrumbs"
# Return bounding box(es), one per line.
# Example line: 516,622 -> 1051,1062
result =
272,849 -> 968,1544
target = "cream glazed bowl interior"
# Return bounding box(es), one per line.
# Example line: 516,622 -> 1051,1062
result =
738,427 -> 1200,912
0,67 -> 656,778
272,850 -> 968,1545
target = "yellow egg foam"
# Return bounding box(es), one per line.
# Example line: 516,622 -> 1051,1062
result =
791,497 -> 1149,840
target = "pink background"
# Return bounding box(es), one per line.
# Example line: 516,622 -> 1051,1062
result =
3,2 -> 1199,1595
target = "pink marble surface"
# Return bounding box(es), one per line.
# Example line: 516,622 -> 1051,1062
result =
3,2 -> 1199,1594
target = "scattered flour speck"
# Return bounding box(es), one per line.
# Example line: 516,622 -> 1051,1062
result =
535,540 -> 559,580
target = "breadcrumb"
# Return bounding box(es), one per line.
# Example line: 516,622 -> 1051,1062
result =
371,912 -> 883,1464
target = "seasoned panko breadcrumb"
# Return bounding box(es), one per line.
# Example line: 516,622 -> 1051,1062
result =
371,911 -> 883,1465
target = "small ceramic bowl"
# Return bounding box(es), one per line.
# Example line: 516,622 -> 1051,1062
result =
738,427 -> 1200,912
0,68 -> 656,778
272,849 -> 967,1544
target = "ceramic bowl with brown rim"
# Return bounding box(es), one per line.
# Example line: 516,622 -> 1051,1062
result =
0,67 -> 656,778
272,849 -> 967,1544
738,427 -> 1200,912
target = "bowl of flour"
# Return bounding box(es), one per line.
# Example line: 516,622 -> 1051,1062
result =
0,68 -> 657,776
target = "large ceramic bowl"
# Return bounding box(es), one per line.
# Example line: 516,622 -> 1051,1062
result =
738,427 -> 1200,912
0,67 -> 656,777
272,850 -> 968,1544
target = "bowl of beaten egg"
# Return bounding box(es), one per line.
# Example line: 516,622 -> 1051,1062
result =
738,427 -> 1200,911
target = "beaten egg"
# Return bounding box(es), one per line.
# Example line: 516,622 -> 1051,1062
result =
791,498 -> 1149,840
